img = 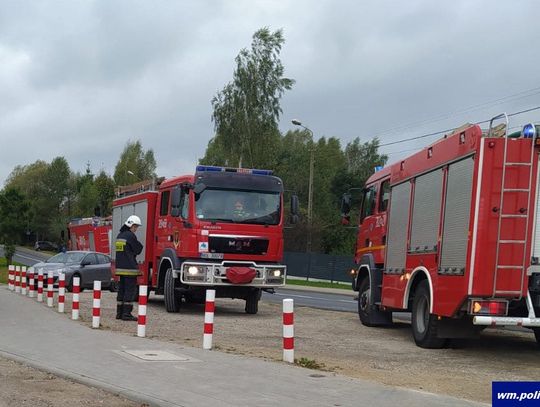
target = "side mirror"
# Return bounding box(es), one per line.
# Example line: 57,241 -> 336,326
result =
341,193 -> 351,215
193,182 -> 206,195
289,194 -> 299,224
340,193 -> 352,226
290,194 -> 299,215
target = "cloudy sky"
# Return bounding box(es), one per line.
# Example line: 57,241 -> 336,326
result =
1,0 -> 539,186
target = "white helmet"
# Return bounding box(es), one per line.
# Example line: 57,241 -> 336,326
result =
125,215 -> 142,227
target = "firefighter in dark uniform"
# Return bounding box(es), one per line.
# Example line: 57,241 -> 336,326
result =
115,215 -> 143,321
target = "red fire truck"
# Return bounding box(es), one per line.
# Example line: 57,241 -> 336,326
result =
342,115 -> 540,348
68,217 -> 112,255
111,165 -> 298,314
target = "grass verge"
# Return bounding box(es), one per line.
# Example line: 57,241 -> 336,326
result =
286,278 -> 352,290
0,257 -> 23,284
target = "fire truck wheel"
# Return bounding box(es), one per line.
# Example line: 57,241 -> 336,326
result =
411,281 -> 446,349
533,328 -> 540,346
357,277 -> 392,327
164,268 -> 181,313
245,289 -> 261,314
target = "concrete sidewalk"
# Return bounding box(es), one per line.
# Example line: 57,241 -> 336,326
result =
0,287 -> 486,407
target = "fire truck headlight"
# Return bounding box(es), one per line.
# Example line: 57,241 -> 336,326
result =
272,269 -> 282,277
188,266 -> 200,275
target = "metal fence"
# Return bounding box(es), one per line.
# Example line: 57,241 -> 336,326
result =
283,251 -> 356,283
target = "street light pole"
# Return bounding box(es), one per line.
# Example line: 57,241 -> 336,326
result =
292,119 -> 314,253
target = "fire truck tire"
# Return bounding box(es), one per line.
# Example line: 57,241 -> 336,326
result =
245,289 -> 261,314
533,328 -> 540,346
411,281 -> 446,349
357,277 -> 392,326
164,268 -> 181,313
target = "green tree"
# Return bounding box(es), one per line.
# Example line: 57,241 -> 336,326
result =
114,140 -> 156,185
326,138 -> 388,254
43,157 -> 72,240
0,188 -> 30,256
94,171 -> 116,216
203,27 -> 295,169
5,161 -> 50,240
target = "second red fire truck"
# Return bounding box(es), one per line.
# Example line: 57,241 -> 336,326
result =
68,217 -> 112,255
111,165 -> 298,314
342,115 -> 540,348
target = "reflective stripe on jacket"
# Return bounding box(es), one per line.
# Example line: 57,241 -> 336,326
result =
115,227 -> 143,277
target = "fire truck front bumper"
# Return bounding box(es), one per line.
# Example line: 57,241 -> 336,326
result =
473,316 -> 540,327
178,261 -> 286,287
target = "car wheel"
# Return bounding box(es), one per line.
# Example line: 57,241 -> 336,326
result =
109,280 -> 118,292
411,280 -> 446,349
164,268 -> 181,313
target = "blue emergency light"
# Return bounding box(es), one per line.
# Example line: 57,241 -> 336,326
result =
374,166 -> 384,172
522,123 -> 537,139
196,165 -> 273,175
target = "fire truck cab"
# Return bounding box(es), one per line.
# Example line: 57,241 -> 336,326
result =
112,165 -> 298,315
343,116 -> 540,348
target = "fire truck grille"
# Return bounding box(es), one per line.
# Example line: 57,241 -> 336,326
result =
209,236 -> 269,255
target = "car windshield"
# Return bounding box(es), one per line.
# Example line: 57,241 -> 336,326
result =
195,188 -> 281,225
46,252 -> 86,264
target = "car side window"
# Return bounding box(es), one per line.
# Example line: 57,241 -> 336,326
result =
97,254 -> 109,264
84,254 -> 98,265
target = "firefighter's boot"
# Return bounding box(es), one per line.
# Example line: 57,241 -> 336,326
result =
121,304 -> 138,321
116,303 -> 123,320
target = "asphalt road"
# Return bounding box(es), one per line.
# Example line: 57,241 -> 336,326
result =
4,246 -> 361,313
4,248 -> 48,266
264,288 -> 358,312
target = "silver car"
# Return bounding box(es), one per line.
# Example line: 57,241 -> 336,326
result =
31,251 -> 115,292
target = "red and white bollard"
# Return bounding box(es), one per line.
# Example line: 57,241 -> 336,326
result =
283,298 -> 294,363
92,281 -> 101,328
8,265 -> 15,291
37,269 -> 44,302
137,285 -> 148,338
28,268 -> 35,298
47,270 -> 54,307
58,273 -> 65,313
71,276 -> 80,320
203,289 -> 216,350
15,266 -> 21,294
21,266 -> 27,296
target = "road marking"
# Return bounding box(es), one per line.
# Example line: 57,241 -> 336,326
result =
15,253 -> 46,263
273,292 -> 356,304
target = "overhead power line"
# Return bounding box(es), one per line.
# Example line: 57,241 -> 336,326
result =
374,86 -> 540,139
378,106 -> 540,147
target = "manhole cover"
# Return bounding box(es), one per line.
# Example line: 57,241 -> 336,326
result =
123,350 -> 190,361
309,374 -> 326,378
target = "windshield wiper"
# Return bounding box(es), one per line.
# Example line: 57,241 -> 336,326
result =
205,218 -> 236,223
237,215 -> 276,225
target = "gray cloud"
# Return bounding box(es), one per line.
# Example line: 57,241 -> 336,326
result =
1,0 -> 539,186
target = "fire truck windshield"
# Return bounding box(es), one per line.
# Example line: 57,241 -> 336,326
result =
195,188 -> 281,225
